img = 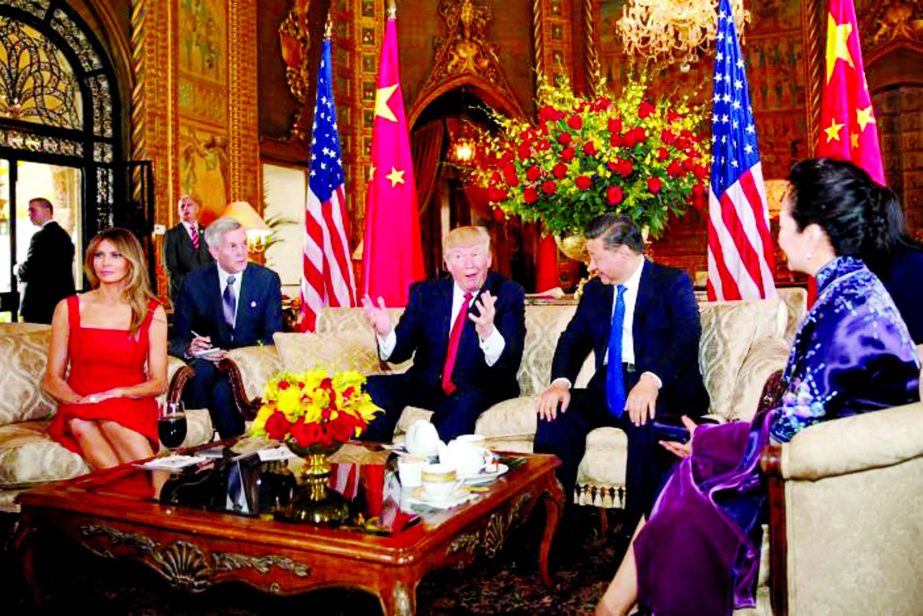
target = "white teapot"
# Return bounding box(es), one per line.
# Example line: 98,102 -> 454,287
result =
404,420 -> 441,457
439,435 -> 492,479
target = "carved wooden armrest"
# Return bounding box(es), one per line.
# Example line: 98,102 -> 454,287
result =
217,357 -> 262,421
166,364 -> 195,406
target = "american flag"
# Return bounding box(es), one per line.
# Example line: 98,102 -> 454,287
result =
301,38 -> 357,331
706,0 -> 776,301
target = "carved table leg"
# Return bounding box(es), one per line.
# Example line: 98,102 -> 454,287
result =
379,578 -> 416,616
12,520 -> 43,607
539,477 -> 565,587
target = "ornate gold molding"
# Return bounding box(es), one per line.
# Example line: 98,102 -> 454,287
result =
861,0 -> 923,64
228,0 -> 260,203
801,0 -> 823,156
411,0 -> 524,124
533,0 -> 546,79
584,0 -> 601,94
278,0 -> 313,145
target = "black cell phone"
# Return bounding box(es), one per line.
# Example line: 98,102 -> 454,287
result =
651,416 -> 719,444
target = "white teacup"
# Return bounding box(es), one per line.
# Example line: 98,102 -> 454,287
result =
440,436 -> 493,479
397,454 -> 425,487
420,463 -> 458,501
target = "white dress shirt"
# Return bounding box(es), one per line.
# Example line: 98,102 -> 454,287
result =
217,265 -> 245,328
554,258 -> 661,389
378,283 -> 506,366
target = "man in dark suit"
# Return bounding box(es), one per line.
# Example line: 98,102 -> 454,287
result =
535,214 -> 709,528
163,195 -> 213,304
18,198 -> 75,323
361,226 -> 526,442
169,216 -> 282,438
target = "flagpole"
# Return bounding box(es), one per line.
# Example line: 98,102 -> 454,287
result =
388,0 -> 397,19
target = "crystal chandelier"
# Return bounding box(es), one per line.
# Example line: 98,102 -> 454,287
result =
617,0 -> 749,71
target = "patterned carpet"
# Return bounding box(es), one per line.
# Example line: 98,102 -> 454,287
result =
3,508 -> 625,615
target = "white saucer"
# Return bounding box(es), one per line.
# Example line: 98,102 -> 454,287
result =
407,486 -> 474,509
463,463 -> 509,486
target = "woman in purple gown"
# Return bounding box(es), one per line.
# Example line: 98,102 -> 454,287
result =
596,159 -> 921,616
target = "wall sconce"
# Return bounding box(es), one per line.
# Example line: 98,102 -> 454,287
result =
451,136 -> 476,164
221,200 -> 271,254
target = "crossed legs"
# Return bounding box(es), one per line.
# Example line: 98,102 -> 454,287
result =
67,418 -> 155,470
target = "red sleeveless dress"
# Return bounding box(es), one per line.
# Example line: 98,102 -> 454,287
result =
47,295 -> 160,453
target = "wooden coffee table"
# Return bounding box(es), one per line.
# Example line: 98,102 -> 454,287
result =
14,451 -> 563,615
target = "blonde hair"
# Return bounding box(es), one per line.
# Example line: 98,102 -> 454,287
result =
84,228 -> 156,335
443,225 -> 490,253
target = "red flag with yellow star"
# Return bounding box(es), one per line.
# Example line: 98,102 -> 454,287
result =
817,0 -> 884,183
362,11 -> 424,307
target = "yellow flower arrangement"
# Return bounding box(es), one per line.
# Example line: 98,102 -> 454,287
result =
249,368 -> 381,451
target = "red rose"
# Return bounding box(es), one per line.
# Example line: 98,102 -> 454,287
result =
609,133 -> 623,147
526,165 -> 542,181
638,100 -> 656,119
607,117 -> 623,133
502,163 -> 520,187
541,180 -> 557,195
278,380 -> 290,390
607,186 -> 624,205
538,105 -> 558,122
575,175 -> 592,191
692,183 -> 707,211
288,418 -> 310,448
667,160 -> 683,177
567,115 -> 583,130
607,161 -> 619,172
693,164 -> 708,180
523,187 -> 540,204
660,129 -> 676,145
618,159 -> 634,177
264,410 -> 291,441
583,141 -> 598,156
623,132 -> 637,148
561,147 -> 576,162
633,127 -> 647,142
592,97 -> 611,111
683,157 -> 695,171
537,139 -> 551,151
667,110 -> 682,123
556,132 -> 573,146
647,176 -> 663,194
492,208 -> 505,223
329,418 -> 354,442
657,148 -> 669,162
517,142 -> 531,161
552,163 -> 568,179
488,187 -> 509,202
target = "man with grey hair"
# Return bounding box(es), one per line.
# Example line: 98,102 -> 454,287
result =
163,194 -> 213,304
169,216 -> 282,438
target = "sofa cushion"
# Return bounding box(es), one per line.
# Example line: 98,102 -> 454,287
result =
518,305 -> 578,396
729,338 -> 791,422
0,421 -> 89,487
474,395 -> 538,439
273,330 -> 413,377
224,345 -> 284,402
0,329 -> 56,426
698,301 -> 762,419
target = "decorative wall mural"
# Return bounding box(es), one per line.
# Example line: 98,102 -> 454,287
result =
178,0 -> 228,125
179,126 -> 229,223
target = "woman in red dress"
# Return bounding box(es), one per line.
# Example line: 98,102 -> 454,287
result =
45,227 -> 168,469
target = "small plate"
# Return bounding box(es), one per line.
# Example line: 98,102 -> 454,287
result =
463,463 -> 509,486
407,486 -> 474,509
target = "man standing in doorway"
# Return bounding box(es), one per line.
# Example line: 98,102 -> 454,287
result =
18,197 -> 75,324
163,195 -> 213,305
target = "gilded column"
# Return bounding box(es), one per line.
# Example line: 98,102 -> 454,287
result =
228,0 -> 260,204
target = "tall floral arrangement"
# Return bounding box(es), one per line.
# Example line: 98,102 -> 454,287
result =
476,75 -> 709,238
250,369 -> 381,452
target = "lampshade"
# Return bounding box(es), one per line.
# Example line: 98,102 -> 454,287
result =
221,200 -> 269,231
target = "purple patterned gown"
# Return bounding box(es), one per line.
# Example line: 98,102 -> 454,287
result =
633,257 -> 920,615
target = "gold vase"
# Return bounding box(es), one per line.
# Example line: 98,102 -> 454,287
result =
555,232 -> 589,263
283,443 -> 350,525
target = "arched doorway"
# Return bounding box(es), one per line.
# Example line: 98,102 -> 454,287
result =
0,1 -> 135,321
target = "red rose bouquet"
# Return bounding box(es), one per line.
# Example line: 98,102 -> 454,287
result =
476,75 -> 709,238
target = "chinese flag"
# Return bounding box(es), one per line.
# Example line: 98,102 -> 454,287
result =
362,12 -> 424,307
817,0 -> 884,182
809,0 -> 885,304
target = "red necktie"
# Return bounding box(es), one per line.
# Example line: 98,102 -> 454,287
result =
190,225 -> 200,250
442,292 -> 472,395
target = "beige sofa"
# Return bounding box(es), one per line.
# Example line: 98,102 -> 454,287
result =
0,324 -> 214,513
222,288 -> 807,509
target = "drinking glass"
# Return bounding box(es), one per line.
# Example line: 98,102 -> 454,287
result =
158,401 -> 188,451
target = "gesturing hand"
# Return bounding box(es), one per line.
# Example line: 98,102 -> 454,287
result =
658,415 -> 700,459
361,294 -> 393,337
469,290 -> 497,340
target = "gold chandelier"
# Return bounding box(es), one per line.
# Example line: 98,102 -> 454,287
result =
617,0 -> 749,71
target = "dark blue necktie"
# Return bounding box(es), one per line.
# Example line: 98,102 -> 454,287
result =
223,275 -> 237,330
607,285 -> 628,417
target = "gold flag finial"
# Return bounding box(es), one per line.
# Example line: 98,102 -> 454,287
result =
388,0 -> 397,19
324,10 -> 332,39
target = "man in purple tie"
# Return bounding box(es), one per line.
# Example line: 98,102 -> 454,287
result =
360,226 -> 526,443
169,217 -> 282,438
163,195 -> 213,305
534,214 -> 709,532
